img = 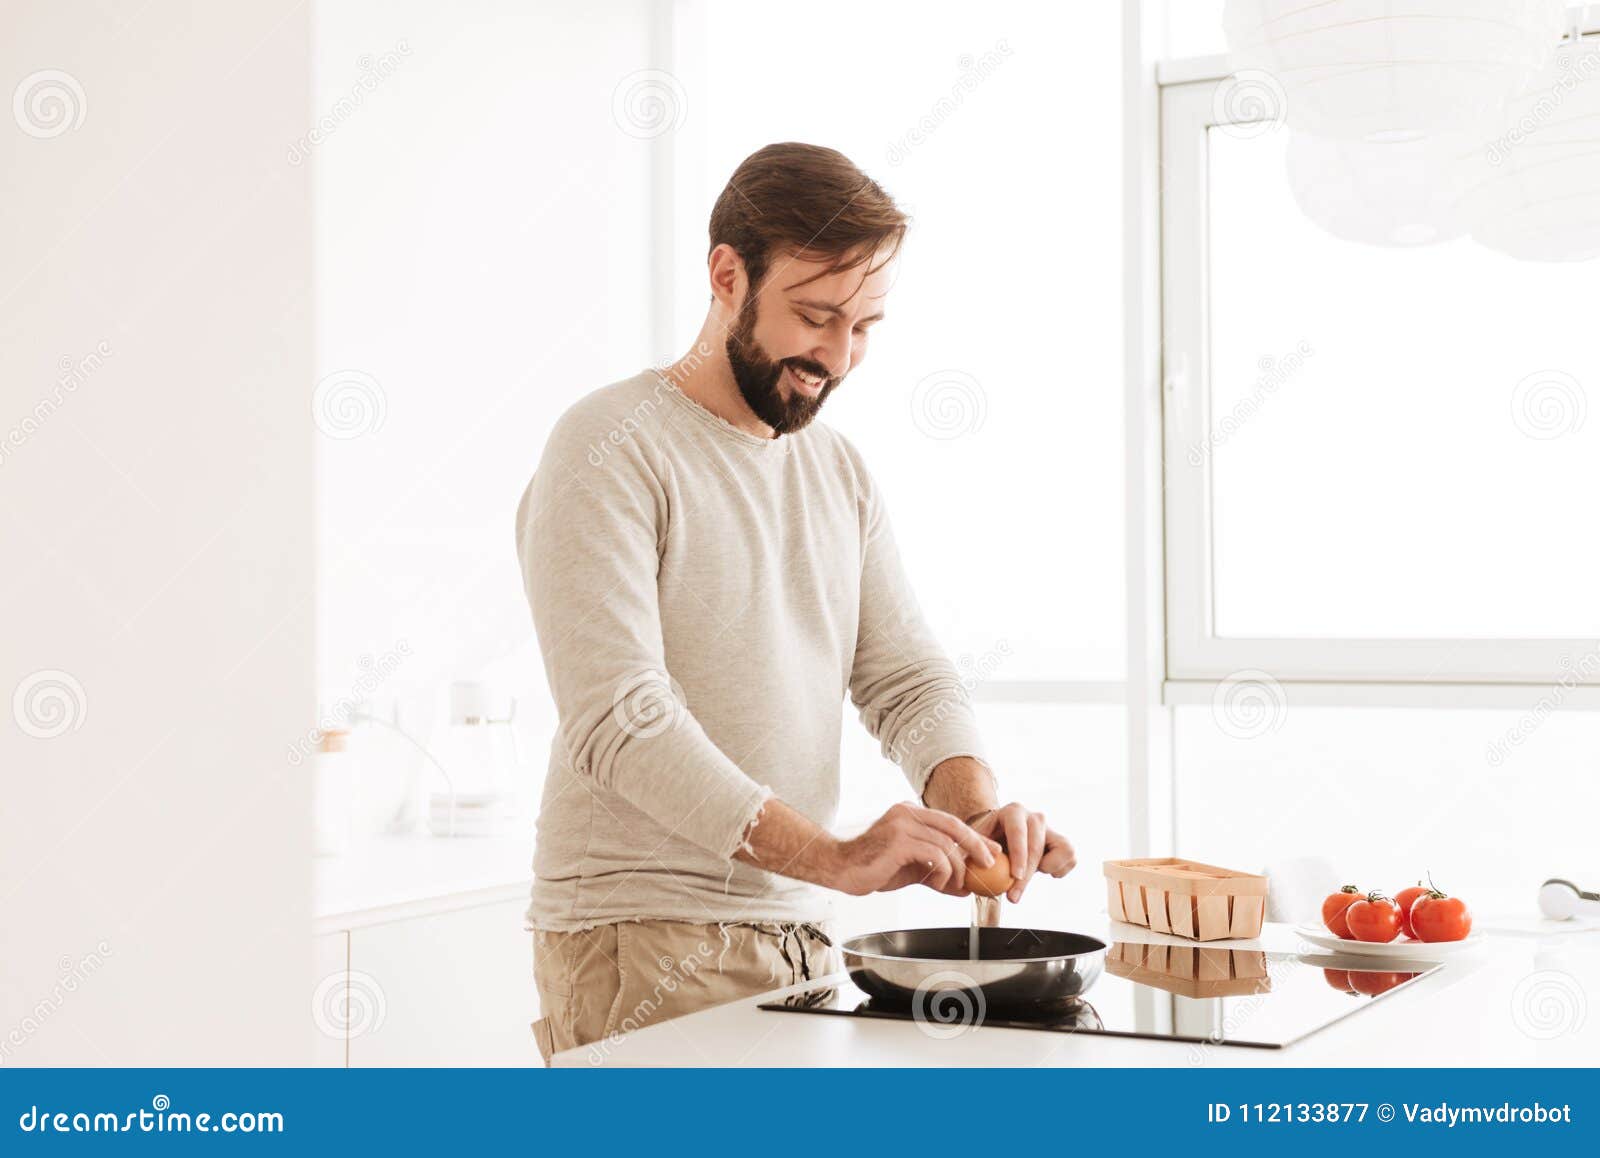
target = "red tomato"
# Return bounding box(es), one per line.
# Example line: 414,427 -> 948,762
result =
1411,891 -> 1472,942
1394,883 -> 1429,939
1349,969 -> 1417,997
1322,968 -> 1357,995
1345,893 -> 1402,943
1321,885 -> 1364,939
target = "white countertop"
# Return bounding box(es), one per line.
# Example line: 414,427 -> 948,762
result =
313,833 -> 532,933
558,918 -> 1600,1067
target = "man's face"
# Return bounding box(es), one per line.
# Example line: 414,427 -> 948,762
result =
724,247 -> 893,435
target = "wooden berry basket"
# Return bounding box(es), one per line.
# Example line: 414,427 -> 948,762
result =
1104,857 -> 1268,942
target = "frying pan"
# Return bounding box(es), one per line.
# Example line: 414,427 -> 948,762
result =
842,926 -> 1107,1012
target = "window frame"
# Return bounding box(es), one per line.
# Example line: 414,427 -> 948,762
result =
1159,67 -> 1600,702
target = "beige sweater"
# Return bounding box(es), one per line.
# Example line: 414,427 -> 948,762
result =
516,369 -> 986,930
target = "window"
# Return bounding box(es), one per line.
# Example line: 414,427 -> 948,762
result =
1160,74 -> 1600,691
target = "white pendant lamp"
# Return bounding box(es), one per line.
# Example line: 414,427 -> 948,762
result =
1285,129 -> 1483,247
1465,40 -> 1600,262
1224,0 -> 1566,141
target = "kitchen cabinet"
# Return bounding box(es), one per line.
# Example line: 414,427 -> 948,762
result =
312,931 -> 349,1067
346,898 -> 538,1067
314,834 -> 538,1067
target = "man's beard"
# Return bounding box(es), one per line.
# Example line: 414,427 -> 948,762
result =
725,298 -> 838,435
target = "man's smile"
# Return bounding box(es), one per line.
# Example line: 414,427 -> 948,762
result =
783,362 -> 828,398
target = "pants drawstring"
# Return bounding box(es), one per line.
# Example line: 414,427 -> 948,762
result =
794,922 -> 832,980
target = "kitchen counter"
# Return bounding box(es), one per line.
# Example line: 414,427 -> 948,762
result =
556,918 -> 1600,1067
313,833 -> 532,934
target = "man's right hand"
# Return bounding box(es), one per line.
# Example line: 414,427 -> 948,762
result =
824,802 -> 999,897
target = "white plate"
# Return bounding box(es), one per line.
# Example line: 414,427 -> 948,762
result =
1293,923 -> 1485,958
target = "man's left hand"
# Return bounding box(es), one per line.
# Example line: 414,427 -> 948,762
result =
968,803 -> 1076,903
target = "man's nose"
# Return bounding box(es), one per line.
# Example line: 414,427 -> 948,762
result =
813,330 -> 853,380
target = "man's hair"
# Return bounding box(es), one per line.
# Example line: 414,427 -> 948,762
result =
708,142 -> 908,294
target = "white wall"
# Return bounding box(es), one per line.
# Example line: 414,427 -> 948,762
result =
0,1 -> 314,1064
665,0 -> 1131,934
312,0 -> 656,800
671,0 -> 1128,682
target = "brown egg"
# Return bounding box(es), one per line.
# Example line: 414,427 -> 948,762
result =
966,849 -> 1015,898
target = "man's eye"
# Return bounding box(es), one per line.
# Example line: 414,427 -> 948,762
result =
799,314 -> 826,328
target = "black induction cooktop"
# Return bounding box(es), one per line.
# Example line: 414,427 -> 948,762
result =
758,939 -> 1441,1049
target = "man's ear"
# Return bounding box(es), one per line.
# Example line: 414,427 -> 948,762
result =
707,243 -> 746,313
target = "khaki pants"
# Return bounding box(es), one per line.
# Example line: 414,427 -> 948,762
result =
531,919 -> 838,1064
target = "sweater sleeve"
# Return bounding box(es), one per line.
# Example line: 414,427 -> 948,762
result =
514,410 -> 772,860
844,449 -> 989,797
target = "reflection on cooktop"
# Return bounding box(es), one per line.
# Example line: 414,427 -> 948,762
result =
758,941 -> 1441,1049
